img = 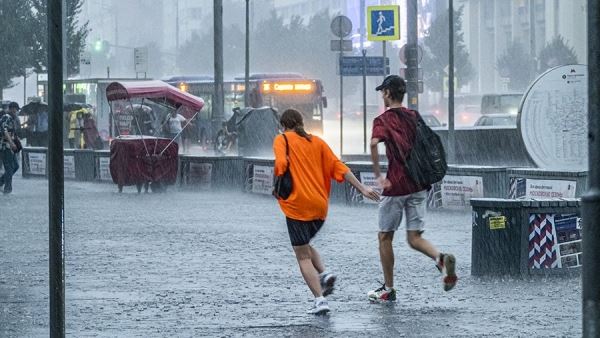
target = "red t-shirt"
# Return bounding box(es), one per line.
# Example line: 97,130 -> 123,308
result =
371,107 -> 424,196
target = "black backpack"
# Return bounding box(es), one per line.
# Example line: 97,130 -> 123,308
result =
391,109 -> 447,187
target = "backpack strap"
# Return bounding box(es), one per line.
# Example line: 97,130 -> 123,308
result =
281,133 -> 290,168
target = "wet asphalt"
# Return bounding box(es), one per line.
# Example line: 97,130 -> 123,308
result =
0,173 -> 581,337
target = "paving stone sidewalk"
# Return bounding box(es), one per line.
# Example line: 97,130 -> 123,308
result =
0,174 -> 581,337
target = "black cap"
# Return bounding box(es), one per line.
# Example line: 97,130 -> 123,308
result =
8,102 -> 19,109
375,75 -> 406,92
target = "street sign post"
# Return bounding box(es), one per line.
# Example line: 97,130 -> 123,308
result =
339,56 -> 390,76
367,5 -> 400,81
134,47 -> 148,77
331,15 -> 353,38
330,39 -> 352,52
330,15 -> 352,155
399,43 -> 423,65
367,5 -> 401,41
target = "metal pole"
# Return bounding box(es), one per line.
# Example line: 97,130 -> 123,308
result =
62,0 -> 67,79
382,41 -> 387,79
214,0 -> 225,131
244,0 -> 250,107
362,49 -> 367,153
360,0 -> 366,154
48,0 -> 65,336
583,2 -> 600,336
23,72 -> 27,106
529,0 -> 536,74
406,0 -> 418,110
360,0 -> 365,51
176,0 -> 179,68
448,0 -> 455,164
176,0 -> 180,50
339,34 -> 344,155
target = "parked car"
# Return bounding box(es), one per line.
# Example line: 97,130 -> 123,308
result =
474,114 -> 517,127
421,114 -> 443,127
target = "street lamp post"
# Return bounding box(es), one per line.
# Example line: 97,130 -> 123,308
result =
214,0 -> 224,130
48,0 -> 66,336
244,0 -> 250,107
448,0 -> 456,164
583,2 -> 600,336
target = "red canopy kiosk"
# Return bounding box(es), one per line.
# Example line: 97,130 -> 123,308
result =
105,81 -> 204,193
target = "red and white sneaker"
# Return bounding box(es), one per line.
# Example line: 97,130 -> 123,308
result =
367,283 -> 397,302
437,253 -> 457,291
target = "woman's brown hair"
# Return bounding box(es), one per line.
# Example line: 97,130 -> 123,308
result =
280,109 -> 311,141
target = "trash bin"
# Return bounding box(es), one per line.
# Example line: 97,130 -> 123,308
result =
471,198 -> 581,277
73,149 -> 95,181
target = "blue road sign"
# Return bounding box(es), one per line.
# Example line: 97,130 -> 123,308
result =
339,56 -> 390,76
367,5 -> 401,41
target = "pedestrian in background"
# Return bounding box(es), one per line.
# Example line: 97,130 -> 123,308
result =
0,102 -> 21,194
273,109 -> 379,315
163,110 -> 187,152
368,75 -> 457,302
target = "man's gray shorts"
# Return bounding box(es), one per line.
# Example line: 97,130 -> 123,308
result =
378,190 -> 427,232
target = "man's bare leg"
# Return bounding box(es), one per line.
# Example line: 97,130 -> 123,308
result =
378,231 -> 395,288
406,231 -> 439,260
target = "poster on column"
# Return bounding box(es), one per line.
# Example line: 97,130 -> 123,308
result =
98,157 -> 111,181
525,179 -> 576,199
64,155 -> 76,179
28,153 -> 46,176
252,165 -> 274,195
440,175 -> 484,208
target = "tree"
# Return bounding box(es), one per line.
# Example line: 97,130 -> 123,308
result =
421,6 -> 474,93
30,0 -> 90,77
538,35 -> 578,73
177,24 -> 245,76
497,40 -> 534,91
0,1 -> 36,98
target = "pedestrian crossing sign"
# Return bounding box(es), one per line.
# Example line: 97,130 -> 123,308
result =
367,5 -> 400,41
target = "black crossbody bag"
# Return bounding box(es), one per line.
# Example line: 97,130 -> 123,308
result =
272,134 -> 293,200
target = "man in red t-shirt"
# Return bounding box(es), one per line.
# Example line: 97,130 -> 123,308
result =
367,75 -> 457,302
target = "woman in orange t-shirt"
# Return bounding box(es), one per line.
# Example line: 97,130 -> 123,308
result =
273,109 -> 379,315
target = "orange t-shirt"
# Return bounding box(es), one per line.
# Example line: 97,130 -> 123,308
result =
273,131 -> 349,221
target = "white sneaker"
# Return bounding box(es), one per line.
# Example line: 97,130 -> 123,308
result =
306,299 -> 330,315
320,273 -> 337,297
437,253 -> 457,291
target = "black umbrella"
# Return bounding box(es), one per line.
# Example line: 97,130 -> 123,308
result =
64,103 -> 86,112
19,101 -> 48,116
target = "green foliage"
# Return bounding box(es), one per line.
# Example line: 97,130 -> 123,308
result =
0,0 -> 89,94
421,6 -> 474,93
538,35 -> 578,72
496,40 -> 534,91
30,0 -> 90,77
0,1 -> 36,92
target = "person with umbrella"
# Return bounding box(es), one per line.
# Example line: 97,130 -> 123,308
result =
0,102 -> 21,194
21,99 -> 49,147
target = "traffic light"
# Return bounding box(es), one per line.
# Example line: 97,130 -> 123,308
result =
93,40 -> 110,54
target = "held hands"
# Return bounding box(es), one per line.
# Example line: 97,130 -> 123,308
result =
359,184 -> 380,202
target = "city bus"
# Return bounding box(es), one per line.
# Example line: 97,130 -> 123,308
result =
164,73 -> 327,141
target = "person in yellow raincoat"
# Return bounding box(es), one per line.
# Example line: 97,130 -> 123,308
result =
68,109 -> 85,149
